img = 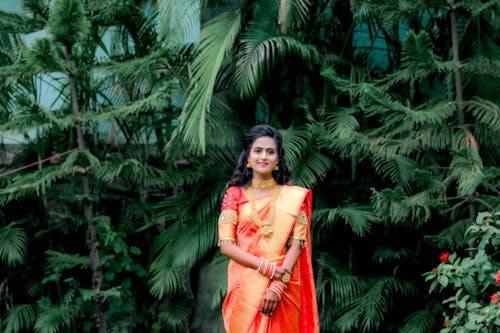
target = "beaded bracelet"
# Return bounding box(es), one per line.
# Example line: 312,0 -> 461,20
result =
267,280 -> 287,301
256,257 -> 276,279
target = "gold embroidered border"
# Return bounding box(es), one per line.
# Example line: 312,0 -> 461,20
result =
297,210 -> 308,224
218,238 -> 235,247
218,210 -> 238,225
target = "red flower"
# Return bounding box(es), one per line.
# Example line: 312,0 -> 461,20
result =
491,293 -> 499,304
496,270 -> 500,285
439,252 -> 450,263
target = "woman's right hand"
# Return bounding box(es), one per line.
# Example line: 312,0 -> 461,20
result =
260,289 -> 280,316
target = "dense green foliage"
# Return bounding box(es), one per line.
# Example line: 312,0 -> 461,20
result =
0,0 -> 499,332
424,212 -> 500,332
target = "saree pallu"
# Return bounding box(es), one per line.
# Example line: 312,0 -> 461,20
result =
219,185 -> 319,333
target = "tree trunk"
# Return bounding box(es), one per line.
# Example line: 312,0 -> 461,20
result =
450,3 -> 478,246
450,3 -> 465,124
63,44 -> 107,333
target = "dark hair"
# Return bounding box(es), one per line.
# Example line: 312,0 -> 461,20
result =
227,124 -> 292,187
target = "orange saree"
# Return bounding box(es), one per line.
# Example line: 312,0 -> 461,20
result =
218,185 -> 320,333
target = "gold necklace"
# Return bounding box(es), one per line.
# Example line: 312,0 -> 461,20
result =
247,183 -> 280,239
251,178 -> 277,191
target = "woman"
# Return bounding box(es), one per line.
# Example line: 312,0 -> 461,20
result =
218,124 -> 320,333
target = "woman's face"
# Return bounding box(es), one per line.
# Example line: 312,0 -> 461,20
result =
248,136 -> 278,179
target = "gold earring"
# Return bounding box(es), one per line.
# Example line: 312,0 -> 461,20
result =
247,162 -> 251,168
273,165 -> 279,171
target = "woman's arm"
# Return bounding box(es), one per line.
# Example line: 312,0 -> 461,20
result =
260,239 -> 303,315
280,239 -> 303,273
219,241 -> 286,277
219,241 -> 260,269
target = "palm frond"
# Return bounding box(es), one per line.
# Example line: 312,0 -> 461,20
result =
334,276 -> 416,333
334,280 -> 387,333
350,0 -> 428,24
158,0 -> 200,44
235,24 -> 320,98
179,10 -> 241,155
80,287 -> 121,302
314,252 -> 367,308
44,250 -> 89,273
59,149 -> 100,172
292,149 -> 333,187
171,205 -> 219,268
0,222 -> 27,266
465,97 -> 500,131
202,92 -> 242,152
47,0 -> 90,46
417,124 -> 455,151
314,205 -> 379,237
93,157 -> 167,188
372,155 -> 421,191
23,37 -> 65,72
34,300 -> 78,333
2,304 -> 37,333
371,187 -> 432,225
321,68 -> 361,95
1,93 -> 72,133
148,259 -> 187,298
399,310 -> 437,333
319,107 -> 360,156
148,220 -> 200,297
156,296 -> 193,332
97,47 -> 179,99
278,0 -> 312,32
401,29 -> 447,73
462,56 -> 500,79
21,0 -> 50,19
0,9 -> 45,34
0,166 -> 72,205
359,84 -> 424,119
449,145 -> 484,197
279,126 -> 333,187
149,181 -> 225,298
280,126 -> 312,166
463,0 -> 500,16
34,212 -> 86,238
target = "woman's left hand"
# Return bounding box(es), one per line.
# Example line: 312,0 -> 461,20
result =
260,290 -> 279,316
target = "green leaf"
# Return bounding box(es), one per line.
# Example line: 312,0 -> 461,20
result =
2,304 -> 36,333
235,24 -> 320,98
0,222 -> 27,266
401,30 -> 442,72
34,301 -> 78,333
437,275 -> 449,287
179,10 -> 242,155
47,0 -> 90,46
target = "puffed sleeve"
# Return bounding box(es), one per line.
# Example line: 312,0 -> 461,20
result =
217,186 -> 239,246
289,201 -> 309,247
